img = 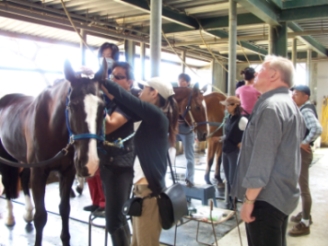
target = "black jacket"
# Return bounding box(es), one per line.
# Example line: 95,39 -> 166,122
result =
102,80 -> 168,195
222,115 -> 244,154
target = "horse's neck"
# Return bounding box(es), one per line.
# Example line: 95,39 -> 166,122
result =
37,80 -> 70,134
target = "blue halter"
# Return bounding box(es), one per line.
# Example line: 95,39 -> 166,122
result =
65,88 -> 105,144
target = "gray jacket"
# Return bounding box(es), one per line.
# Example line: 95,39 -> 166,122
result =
231,87 -> 305,215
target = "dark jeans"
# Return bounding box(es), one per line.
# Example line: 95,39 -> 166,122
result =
222,149 -> 239,195
100,164 -> 133,234
246,201 -> 288,246
299,148 -> 313,219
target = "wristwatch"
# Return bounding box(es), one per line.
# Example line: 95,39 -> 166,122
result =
243,195 -> 255,204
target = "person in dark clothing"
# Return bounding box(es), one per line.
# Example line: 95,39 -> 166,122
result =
101,76 -> 179,246
219,96 -> 248,210
84,42 -> 120,213
97,62 -> 135,246
177,73 -> 195,187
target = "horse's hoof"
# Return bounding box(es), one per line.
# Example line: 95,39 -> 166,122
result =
204,173 -> 212,185
5,217 -> 15,227
25,223 -> 34,233
70,189 -> 76,198
76,186 -> 83,195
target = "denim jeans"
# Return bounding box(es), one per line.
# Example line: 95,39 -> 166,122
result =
177,123 -> 195,182
246,201 -> 288,246
222,149 -> 239,195
100,164 -> 134,234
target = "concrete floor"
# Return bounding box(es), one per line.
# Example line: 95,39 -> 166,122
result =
0,147 -> 327,245
218,147 -> 328,246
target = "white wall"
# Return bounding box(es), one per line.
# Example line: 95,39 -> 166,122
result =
314,61 -> 328,121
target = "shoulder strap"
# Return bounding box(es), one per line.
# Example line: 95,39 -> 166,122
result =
167,152 -> 176,184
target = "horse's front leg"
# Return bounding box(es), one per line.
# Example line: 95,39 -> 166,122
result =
205,138 -> 215,184
59,164 -> 75,246
214,144 -> 224,187
31,168 -> 49,246
20,168 -> 34,223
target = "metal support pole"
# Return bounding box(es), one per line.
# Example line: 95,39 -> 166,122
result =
140,42 -> 146,80
228,0 -> 237,95
306,49 -> 312,86
182,50 -> 186,73
292,38 -> 297,68
80,29 -> 86,66
150,0 -> 162,77
124,40 -> 135,69
269,23 -> 287,57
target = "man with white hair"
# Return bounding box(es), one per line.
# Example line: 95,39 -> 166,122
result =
232,55 -> 305,246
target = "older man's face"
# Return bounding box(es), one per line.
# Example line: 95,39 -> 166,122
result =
254,62 -> 273,93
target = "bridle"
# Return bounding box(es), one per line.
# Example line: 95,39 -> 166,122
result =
179,89 -> 225,135
65,88 -> 105,145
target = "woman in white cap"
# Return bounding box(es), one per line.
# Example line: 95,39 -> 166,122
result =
101,76 -> 178,246
220,96 -> 248,210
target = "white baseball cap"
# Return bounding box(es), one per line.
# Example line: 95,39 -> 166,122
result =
138,77 -> 175,100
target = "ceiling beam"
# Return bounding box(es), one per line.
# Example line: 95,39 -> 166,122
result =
279,5 -> 328,22
288,22 -> 328,57
270,0 -> 283,9
116,0 -> 268,57
200,13 -> 263,30
235,0 -> 280,26
114,0 -> 198,28
283,0 -> 328,9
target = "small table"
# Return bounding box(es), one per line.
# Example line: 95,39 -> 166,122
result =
181,205 -> 235,246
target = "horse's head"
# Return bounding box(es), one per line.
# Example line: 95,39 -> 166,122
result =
64,60 -> 105,177
174,84 -> 207,141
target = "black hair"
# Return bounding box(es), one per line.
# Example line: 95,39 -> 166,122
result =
241,67 -> 255,81
178,73 -> 191,83
112,62 -> 135,81
98,42 -> 120,61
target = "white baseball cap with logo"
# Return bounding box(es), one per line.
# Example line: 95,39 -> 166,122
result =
138,77 -> 175,100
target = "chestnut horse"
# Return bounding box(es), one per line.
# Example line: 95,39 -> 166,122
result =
173,85 -> 207,142
204,92 -> 226,185
0,61 -> 105,246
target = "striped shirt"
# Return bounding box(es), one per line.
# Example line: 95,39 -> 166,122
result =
300,101 -> 322,144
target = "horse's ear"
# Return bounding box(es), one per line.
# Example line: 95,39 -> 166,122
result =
201,84 -> 208,93
64,60 -> 77,84
95,58 -> 108,82
193,82 -> 200,90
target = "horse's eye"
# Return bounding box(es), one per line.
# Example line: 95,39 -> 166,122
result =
195,106 -> 201,111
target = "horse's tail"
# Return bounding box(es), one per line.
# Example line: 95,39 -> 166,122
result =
0,140 -> 20,199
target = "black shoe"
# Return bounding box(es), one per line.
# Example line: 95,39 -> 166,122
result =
83,204 -> 99,212
185,179 -> 194,188
92,207 -> 105,217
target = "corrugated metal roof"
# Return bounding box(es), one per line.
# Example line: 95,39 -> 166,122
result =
0,0 -> 326,62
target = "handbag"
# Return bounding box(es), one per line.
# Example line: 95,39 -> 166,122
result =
122,197 -> 143,216
157,152 -> 188,230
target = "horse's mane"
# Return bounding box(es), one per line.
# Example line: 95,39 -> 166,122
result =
204,91 -> 226,102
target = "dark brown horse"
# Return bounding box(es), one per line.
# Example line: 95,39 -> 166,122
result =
0,61 -> 105,246
204,92 -> 226,185
173,85 -> 207,141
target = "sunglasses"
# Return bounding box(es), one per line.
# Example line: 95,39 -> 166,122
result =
226,103 -> 235,106
110,74 -> 126,80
